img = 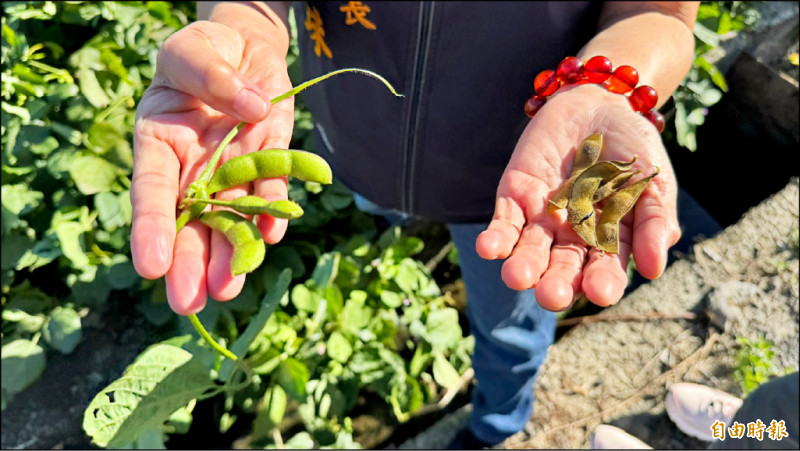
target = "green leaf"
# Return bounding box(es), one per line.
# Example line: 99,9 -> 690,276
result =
674,102 -> 697,152
1,184 -> 43,224
77,67 -> 111,108
425,308 -> 462,351
2,309 -> 45,334
55,221 -> 90,268
252,384 -> 287,438
106,256 -> 139,290
432,352 -> 461,390
1,339 -> 46,398
686,108 -> 707,126
284,432 -> 315,449
395,259 -> 422,294
697,88 -> 723,106
82,344 -> 215,448
43,306 -> 82,354
311,252 -> 340,288
291,283 -> 320,312
693,22 -> 720,47
1,227 -> 35,269
341,294 -> 371,331
380,290 -> 403,308
219,269 -> 291,381
276,358 -> 309,401
269,246 -> 306,279
96,191 -> 126,231
68,155 -> 122,195
327,331 -> 353,363
389,375 -> 423,422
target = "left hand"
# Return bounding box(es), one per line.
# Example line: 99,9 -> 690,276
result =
476,83 -> 682,311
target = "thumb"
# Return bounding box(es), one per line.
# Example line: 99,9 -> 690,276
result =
154,20 -> 271,123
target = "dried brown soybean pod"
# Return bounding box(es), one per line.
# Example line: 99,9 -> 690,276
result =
595,168 -> 660,254
566,157 -> 637,247
593,169 -> 641,203
547,134 -> 604,213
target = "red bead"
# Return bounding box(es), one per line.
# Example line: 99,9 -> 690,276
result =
583,56 -> 612,83
524,95 -> 546,118
557,56 -> 584,84
574,78 -> 592,85
534,70 -> 560,96
628,85 -> 658,113
644,110 -> 665,133
605,65 -> 639,94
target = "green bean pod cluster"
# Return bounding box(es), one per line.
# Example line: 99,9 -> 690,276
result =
549,133 -> 659,253
178,148 -> 332,277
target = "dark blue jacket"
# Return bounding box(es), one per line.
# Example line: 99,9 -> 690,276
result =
295,1 -> 599,223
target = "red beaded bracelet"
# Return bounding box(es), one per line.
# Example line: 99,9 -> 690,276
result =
524,55 -> 665,133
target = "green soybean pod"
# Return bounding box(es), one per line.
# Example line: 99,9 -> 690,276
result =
595,168 -> 660,254
194,196 -> 304,219
199,211 -> 266,276
207,149 -> 332,195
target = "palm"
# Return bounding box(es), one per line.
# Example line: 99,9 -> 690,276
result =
131,22 -> 294,314
477,84 -> 680,310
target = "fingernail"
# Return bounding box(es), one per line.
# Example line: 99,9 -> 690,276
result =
233,88 -> 268,120
156,234 -> 171,266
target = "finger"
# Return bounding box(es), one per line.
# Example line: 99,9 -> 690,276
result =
166,221 -> 210,315
476,196 -> 524,259
632,188 -> 681,280
581,222 -> 632,307
206,186 -> 250,301
155,21 -> 270,123
254,177 -> 290,244
534,242 -> 587,311
252,100 -> 294,244
501,222 -> 554,290
130,126 -> 181,279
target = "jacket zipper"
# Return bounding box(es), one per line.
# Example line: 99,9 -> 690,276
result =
401,2 -> 435,214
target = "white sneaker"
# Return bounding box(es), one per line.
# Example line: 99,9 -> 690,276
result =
589,425 -> 653,449
665,382 -> 743,441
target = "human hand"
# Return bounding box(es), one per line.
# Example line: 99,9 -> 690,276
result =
476,84 -> 681,310
131,19 -> 294,315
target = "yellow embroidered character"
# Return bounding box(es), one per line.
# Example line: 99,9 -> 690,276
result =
340,1 -> 376,30
766,420 -> 789,441
305,5 -> 332,58
728,421 -> 745,439
747,419 -> 766,441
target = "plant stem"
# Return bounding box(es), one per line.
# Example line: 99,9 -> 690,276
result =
269,67 -> 404,104
189,314 -> 238,361
196,121 -> 246,187
188,314 -> 254,388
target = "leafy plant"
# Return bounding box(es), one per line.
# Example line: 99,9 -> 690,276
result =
733,335 -> 793,396
668,1 -> 761,150
1,0 -> 194,409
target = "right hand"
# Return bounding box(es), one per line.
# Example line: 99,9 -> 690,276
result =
131,19 -> 294,315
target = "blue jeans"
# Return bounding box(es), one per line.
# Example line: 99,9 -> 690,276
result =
353,194 -> 555,444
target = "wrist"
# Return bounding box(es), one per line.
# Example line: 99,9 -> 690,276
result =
523,56 -> 665,133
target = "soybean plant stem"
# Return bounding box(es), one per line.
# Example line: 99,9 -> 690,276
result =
196,122 -> 246,187
189,314 -> 237,361
188,314 -> 254,387
269,68 -> 404,104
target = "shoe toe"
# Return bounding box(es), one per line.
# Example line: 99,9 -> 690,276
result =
590,425 -> 652,449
